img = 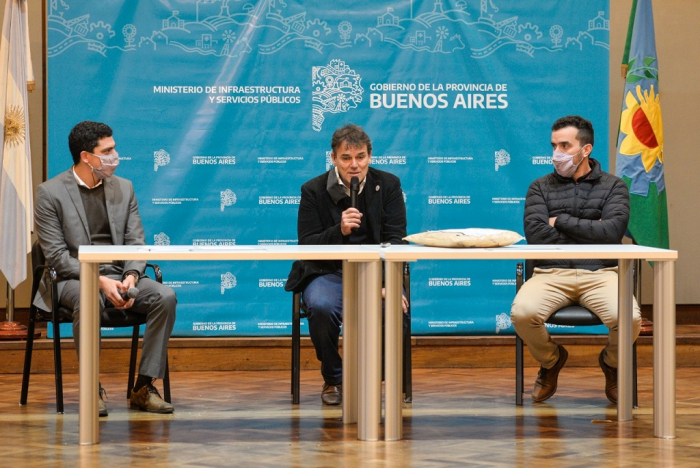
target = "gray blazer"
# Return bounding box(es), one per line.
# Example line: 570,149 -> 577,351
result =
33,169 -> 147,310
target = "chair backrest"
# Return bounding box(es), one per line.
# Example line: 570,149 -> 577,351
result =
29,240 -> 72,322
31,240 -> 45,272
29,241 -> 50,313
524,260 -> 535,281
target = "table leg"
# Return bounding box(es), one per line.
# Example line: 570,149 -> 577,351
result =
79,261 -> 100,445
342,261 -> 358,424
617,259 -> 633,421
384,261 -> 403,441
357,260 -> 382,441
653,261 -> 676,438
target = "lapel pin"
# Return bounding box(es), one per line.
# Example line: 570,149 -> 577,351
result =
375,185 -> 380,191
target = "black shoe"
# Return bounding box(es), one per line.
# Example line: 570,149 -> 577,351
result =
532,345 -> 568,402
99,386 -> 108,417
599,349 -> 618,404
321,383 -> 342,406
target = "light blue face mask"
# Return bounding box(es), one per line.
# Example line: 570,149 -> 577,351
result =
88,151 -> 119,179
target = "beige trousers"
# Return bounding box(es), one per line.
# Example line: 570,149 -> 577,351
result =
511,267 -> 641,369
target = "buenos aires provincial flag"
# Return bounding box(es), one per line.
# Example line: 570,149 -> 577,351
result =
615,0 -> 669,249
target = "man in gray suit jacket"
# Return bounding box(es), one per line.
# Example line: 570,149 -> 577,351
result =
34,121 -> 176,416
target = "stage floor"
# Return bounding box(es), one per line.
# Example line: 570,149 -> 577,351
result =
1,366 -> 698,466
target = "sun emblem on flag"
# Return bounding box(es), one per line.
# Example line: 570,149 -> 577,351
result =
4,105 -> 26,148
619,84 -> 663,172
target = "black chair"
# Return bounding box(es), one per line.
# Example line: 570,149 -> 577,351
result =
515,261 -> 637,406
20,241 -> 171,413
291,263 -> 413,404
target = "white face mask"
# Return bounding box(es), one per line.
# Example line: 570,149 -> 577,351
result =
88,152 -> 119,179
552,147 -> 584,178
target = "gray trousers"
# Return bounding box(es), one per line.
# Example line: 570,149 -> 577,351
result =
511,267 -> 641,369
59,275 -> 177,379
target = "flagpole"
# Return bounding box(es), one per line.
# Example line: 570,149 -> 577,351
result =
5,283 -> 11,321
0,283 -> 28,339
621,0 -> 638,77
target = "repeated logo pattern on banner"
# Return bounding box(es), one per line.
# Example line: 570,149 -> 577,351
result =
47,0 -> 610,337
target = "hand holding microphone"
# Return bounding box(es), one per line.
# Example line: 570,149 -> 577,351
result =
99,276 -> 138,308
341,176 -> 362,236
115,285 -> 139,310
121,286 -> 139,301
350,176 -> 359,209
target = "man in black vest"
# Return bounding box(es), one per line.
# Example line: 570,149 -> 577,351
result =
285,124 -> 407,405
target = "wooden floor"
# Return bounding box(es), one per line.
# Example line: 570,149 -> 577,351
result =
2,367 -> 699,467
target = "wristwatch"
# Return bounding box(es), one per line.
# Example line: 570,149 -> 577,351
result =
123,270 -> 140,285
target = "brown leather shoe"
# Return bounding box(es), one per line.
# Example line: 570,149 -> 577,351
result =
99,386 -> 108,417
532,345 -> 568,402
599,349 -> 618,403
321,383 -> 342,406
130,382 -> 174,414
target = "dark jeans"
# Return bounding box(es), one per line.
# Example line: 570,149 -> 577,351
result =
302,270 -> 408,386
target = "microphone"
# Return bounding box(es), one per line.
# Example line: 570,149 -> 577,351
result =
121,287 -> 139,300
350,176 -> 359,209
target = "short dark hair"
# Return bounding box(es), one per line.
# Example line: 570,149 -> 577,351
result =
331,123 -> 372,155
551,115 -> 594,147
68,121 -> 113,164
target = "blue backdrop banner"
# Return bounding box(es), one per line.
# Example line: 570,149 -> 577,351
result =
47,0 -> 610,337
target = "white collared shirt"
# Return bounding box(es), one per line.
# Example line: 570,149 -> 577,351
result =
72,166 -> 102,189
334,166 -> 366,197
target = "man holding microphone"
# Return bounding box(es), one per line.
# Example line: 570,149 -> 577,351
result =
34,121 -> 176,416
285,124 -> 408,405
